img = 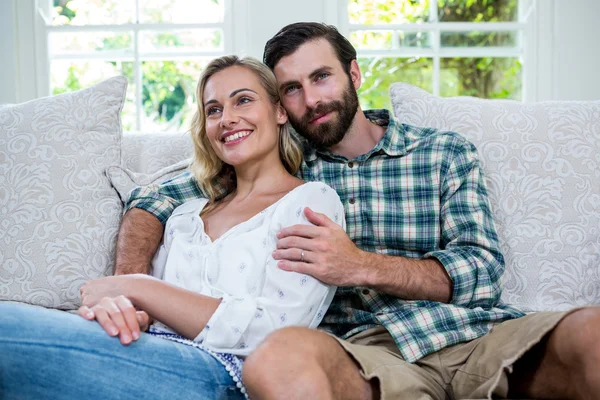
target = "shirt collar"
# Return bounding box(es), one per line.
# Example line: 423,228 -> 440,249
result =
303,109 -> 407,163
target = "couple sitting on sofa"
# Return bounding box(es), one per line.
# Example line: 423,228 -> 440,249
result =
2,22 -> 599,400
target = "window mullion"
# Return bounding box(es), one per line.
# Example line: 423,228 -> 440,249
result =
134,0 -> 142,132
431,1 -> 440,96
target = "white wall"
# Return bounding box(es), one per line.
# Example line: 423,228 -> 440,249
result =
553,0 -> 600,101
1,0 -> 599,104
0,0 -> 18,104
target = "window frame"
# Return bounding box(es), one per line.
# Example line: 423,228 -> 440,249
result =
334,0 -> 535,100
33,0 -> 238,132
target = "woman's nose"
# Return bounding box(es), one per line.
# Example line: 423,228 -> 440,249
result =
220,107 -> 239,128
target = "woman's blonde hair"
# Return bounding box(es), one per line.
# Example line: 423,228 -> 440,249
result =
189,55 -> 303,202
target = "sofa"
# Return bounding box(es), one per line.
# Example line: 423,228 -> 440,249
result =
1,76 -> 599,317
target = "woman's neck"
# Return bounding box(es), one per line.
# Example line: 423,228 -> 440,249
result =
232,159 -> 299,201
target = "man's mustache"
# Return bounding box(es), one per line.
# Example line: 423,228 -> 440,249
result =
303,101 -> 342,123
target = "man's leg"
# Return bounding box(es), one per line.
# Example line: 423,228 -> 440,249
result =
0,302 -> 243,400
242,327 -> 377,400
508,307 -> 600,399
243,326 -> 448,400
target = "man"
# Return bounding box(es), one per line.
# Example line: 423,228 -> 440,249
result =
115,23 -> 600,399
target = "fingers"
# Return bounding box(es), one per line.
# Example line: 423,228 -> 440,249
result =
303,207 -> 336,228
136,311 -> 152,332
277,224 -> 320,240
273,248 -> 312,263
92,297 -> 140,345
78,305 -> 95,320
275,236 -> 316,251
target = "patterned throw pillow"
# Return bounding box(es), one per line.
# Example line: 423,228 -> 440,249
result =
105,158 -> 192,203
0,77 -> 127,309
390,82 -> 600,313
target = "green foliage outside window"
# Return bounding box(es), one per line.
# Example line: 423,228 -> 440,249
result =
52,0 -> 521,131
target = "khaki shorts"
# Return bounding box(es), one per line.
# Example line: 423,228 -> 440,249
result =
332,311 -> 574,400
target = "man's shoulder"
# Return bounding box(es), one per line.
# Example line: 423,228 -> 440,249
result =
401,122 -> 478,155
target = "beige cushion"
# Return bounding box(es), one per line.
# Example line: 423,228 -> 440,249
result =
390,82 -> 600,312
105,159 -> 192,203
0,77 -> 127,310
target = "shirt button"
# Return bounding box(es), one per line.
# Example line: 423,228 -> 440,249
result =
362,289 -> 370,295
376,312 -> 384,317
348,161 -> 354,168
349,198 -> 355,204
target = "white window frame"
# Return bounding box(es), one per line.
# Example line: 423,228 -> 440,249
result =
333,0 -> 537,100
31,0 -> 242,132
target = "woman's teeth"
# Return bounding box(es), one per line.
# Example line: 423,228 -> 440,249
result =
224,131 -> 251,143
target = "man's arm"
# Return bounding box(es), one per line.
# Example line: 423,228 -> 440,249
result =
274,208 -> 452,303
114,209 -> 164,275
275,139 -> 503,307
113,170 -> 205,275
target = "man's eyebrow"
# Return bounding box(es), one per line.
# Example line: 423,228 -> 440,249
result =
204,88 -> 257,106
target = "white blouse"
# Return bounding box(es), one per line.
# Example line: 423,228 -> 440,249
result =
150,182 -> 346,356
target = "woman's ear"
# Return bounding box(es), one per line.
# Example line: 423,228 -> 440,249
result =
275,102 -> 288,125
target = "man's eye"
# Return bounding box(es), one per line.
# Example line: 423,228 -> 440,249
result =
316,72 -> 329,80
284,85 -> 299,95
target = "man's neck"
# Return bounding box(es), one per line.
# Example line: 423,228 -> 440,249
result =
327,108 -> 386,160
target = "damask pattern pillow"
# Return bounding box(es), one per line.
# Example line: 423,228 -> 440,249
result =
390,83 -> 600,313
0,77 -> 127,310
105,158 -> 192,203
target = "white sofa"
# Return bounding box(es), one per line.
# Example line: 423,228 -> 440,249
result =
1,77 -> 599,316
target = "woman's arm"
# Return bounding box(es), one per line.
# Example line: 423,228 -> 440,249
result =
79,274 -> 221,344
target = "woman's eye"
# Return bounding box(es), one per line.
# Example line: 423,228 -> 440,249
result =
206,106 -> 221,116
238,96 -> 251,105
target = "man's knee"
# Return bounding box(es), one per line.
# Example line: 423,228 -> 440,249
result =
551,307 -> 600,366
244,327 -> 320,377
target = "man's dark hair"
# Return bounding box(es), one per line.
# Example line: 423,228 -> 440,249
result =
263,22 -> 357,75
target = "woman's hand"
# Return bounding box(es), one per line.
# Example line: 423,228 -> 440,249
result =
79,274 -> 155,309
78,296 -> 152,345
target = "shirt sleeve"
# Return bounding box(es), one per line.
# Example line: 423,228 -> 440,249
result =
424,140 -> 505,309
124,170 -> 204,225
196,182 -> 346,355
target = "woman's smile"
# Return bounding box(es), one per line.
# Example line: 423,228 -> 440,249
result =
221,129 -> 254,145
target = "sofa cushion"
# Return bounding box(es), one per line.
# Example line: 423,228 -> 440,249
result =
390,83 -> 600,313
121,132 -> 193,174
106,158 -> 191,203
0,77 -> 127,310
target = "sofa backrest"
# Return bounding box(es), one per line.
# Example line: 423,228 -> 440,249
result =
390,83 -> 600,313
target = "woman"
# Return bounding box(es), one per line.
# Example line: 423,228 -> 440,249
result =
0,56 -> 345,399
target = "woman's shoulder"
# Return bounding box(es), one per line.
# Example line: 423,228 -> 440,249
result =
171,198 -> 209,217
278,182 -> 342,209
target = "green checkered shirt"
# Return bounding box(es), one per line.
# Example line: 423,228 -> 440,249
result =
125,109 -> 524,363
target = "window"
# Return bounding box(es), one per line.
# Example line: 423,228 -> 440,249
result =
46,0 -> 230,132
343,0 -> 529,109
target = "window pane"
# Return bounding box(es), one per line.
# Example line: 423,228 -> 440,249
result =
351,31 -> 432,50
440,57 -> 521,99
438,0 -> 518,22
52,0 -> 134,26
358,57 -> 433,109
140,30 -> 223,53
51,60 -> 136,130
348,0 -> 430,24
441,31 -> 517,47
141,60 -> 208,133
49,32 -> 133,55
140,0 -> 224,23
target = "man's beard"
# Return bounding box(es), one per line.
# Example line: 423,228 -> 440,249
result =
287,77 -> 359,150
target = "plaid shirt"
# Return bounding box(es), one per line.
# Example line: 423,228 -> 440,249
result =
125,109 -> 524,363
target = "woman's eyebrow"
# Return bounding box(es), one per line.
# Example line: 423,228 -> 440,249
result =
230,88 -> 257,97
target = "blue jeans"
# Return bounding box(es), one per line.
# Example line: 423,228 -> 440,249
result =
0,302 -> 245,399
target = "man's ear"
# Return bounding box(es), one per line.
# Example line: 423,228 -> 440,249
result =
349,59 -> 362,90
275,102 -> 288,125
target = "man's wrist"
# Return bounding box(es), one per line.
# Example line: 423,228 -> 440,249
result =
354,249 -> 380,287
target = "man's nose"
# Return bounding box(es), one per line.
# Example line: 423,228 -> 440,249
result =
304,86 -> 321,109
